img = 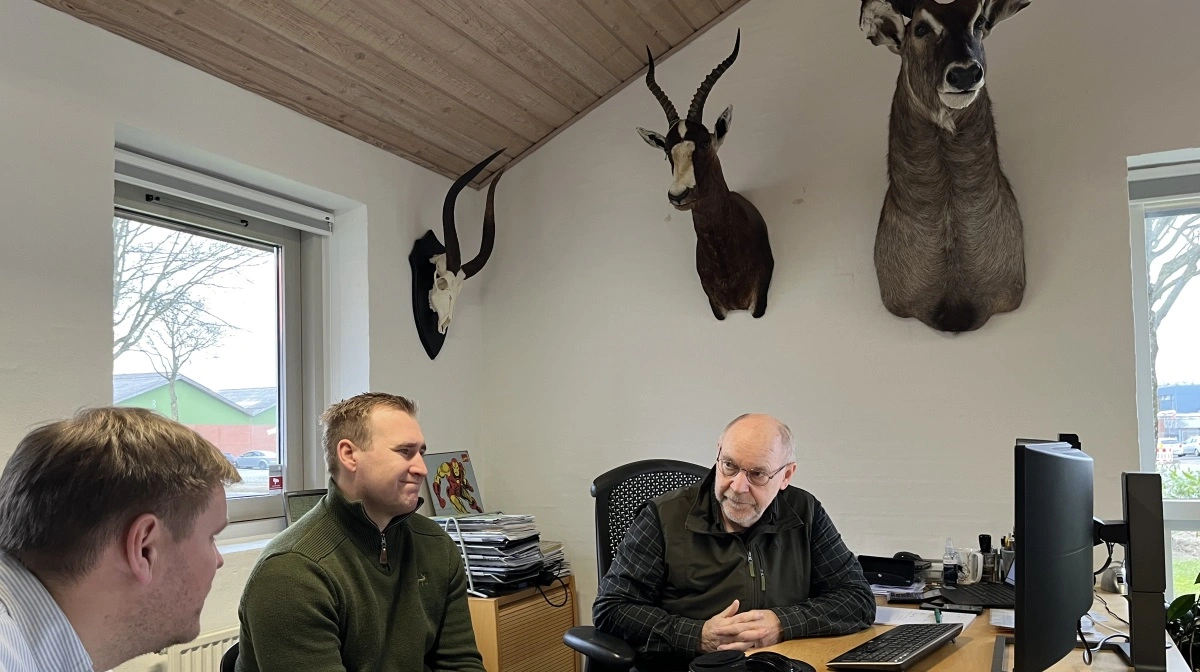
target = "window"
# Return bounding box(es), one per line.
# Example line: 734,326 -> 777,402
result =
112,151 -> 330,524
1130,153 -> 1200,598
1161,393 -> 1176,410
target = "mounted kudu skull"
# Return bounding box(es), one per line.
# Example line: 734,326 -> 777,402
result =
637,30 -> 774,320
409,149 -> 504,360
859,0 -> 1029,333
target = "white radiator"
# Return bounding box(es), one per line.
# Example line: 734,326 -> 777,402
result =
165,626 -> 238,672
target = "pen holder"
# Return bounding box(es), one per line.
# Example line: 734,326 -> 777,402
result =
999,549 -> 1015,578
981,549 -> 1001,582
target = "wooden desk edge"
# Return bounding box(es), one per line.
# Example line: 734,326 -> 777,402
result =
756,592 -> 1188,671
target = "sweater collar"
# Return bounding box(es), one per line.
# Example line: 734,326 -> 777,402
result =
685,467 -> 803,538
326,480 -> 423,563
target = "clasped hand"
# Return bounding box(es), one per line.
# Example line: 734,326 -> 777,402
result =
699,599 -> 783,653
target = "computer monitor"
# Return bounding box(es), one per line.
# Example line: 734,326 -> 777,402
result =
1012,440 -> 1096,671
997,438 -> 1167,671
284,488 -> 327,526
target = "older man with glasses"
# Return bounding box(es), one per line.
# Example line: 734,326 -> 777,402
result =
593,413 -> 875,671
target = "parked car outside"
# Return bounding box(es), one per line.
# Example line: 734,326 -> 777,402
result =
1178,436 -> 1200,458
234,450 -> 278,469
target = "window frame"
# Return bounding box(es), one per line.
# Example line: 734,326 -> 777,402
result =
114,181 -> 320,525
1129,164 -> 1200,598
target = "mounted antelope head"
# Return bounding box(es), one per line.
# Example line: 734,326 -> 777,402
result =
859,0 -> 1029,333
636,30 -> 775,320
409,149 -> 503,360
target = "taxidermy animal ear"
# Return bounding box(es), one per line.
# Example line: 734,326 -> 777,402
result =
637,127 -> 667,152
982,0 -> 1031,37
859,0 -> 914,54
714,105 -> 733,151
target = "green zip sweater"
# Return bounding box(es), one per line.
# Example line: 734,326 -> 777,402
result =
235,482 -> 485,672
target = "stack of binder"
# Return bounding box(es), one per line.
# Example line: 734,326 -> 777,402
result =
434,513 -> 572,596
539,540 -> 571,579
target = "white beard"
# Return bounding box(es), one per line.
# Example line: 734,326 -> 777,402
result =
428,254 -> 465,334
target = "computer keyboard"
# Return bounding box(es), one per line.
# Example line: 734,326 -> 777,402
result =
939,582 -> 1015,607
827,623 -> 963,670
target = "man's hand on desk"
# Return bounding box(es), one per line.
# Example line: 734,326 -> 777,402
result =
699,600 -> 785,653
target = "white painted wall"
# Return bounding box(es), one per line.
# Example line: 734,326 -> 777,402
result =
0,0 -> 487,668
479,0 -> 1200,617
5,0 -> 1200,663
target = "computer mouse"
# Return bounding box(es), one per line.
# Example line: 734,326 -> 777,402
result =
893,551 -> 922,563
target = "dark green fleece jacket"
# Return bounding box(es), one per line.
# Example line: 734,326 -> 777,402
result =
236,482 -> 484,672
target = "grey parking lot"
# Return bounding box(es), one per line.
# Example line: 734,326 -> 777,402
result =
227,466 -> 273,498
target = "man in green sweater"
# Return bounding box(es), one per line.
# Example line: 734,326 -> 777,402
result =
236,393 -> 485,672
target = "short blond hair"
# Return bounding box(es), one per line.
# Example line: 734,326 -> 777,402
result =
0,407 -> 241,580
321,392 -> 419,477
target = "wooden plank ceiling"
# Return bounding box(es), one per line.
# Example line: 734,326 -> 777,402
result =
37,0 -> 748,188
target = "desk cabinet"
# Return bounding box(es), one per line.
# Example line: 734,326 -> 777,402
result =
468,577 -> 581,672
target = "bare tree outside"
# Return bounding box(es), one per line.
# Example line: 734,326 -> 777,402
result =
136,298 -> 233,420
1147,209 -> 1200,601
1148,212 -> 1200,434
113,217 -> 262,360
113,215 -> 280,499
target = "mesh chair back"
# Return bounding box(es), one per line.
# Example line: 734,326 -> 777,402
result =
591,459 -> 710,578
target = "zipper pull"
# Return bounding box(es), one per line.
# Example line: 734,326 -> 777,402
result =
379,534 -> 389,566
748,550 -> 756,578
760,559 -> 766,591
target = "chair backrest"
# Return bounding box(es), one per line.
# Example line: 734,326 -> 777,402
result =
220,641 -> 238,672
284,489 -> 327,526
591,459 -> 710,579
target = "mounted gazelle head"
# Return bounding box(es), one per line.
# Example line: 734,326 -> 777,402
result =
860,0 -> 1029,114
637,30 -> 741,211
429,149 -> 504,334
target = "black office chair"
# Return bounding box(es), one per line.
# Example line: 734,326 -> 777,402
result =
563,459 -> 711,672
220,641 -> 238,672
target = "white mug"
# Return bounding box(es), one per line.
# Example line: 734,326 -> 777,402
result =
956,548 -> 984,584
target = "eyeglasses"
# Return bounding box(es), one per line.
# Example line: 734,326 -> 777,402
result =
716,451 -> 793,487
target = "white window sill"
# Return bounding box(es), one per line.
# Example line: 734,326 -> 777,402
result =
217,517 -> 285,552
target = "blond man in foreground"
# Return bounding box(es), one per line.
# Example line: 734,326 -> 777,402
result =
0,407 -> 241,672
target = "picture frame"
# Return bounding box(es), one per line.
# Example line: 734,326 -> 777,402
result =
424,450 -> 485,517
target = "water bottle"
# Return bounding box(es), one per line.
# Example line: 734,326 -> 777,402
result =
942,537 -> 958,586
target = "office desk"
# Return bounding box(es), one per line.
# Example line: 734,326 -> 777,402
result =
757,593 -> 1188,671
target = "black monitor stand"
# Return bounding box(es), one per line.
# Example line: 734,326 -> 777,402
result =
1094,473 -> 1168,671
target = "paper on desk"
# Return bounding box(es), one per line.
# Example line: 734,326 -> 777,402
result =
870,580 -> 925,596
990,609 -> 1103,633
874,606 -> 976,628
990,609 -> 1014,630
